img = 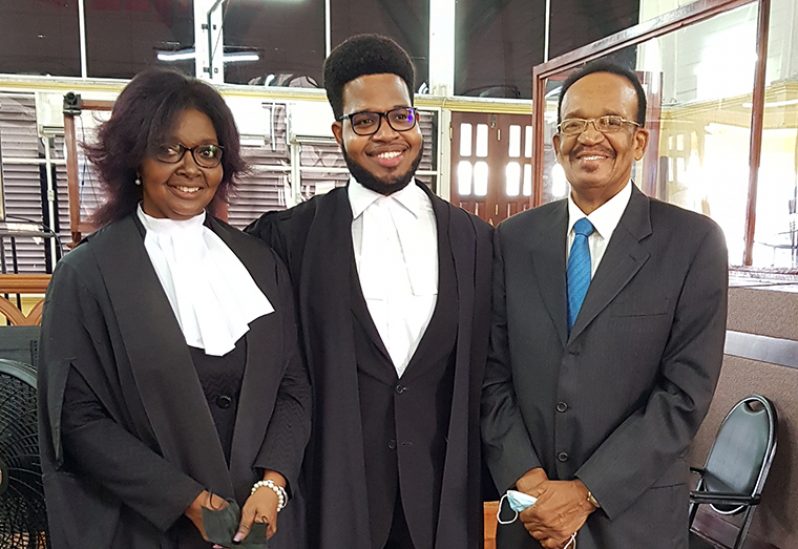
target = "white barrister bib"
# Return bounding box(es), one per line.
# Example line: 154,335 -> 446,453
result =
137,205 -> 274,356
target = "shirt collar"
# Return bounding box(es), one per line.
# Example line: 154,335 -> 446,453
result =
348,177 -> 422,220
137,203 -> 206,234
567,180 -> 633,240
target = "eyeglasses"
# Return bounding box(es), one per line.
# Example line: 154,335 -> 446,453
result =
338,107 -> 419,136
557,115 -> 640,135
153,143 -> 224,168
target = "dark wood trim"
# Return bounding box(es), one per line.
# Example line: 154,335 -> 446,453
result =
531,0 -> 761,209
743,0 -> 771,266
63,113 -> 81,247
63,100 -> 114,246
79,99 -> 114,111
531,65 -> 545,207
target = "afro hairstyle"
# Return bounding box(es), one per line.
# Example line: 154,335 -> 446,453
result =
323,33 -> 415,119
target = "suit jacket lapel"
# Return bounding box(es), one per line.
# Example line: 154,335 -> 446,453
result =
529,201 -> 569,347
92,215 -> 233,496
569,186 -> 652,342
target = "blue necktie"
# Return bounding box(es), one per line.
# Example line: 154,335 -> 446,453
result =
567,218 -> 594,332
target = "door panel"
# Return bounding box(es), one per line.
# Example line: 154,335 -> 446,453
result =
451,112 -> 534,225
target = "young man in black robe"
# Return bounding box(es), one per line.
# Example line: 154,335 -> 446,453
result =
247,34 -> 492,549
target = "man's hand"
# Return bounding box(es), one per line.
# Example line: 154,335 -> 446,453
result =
520,479 -> 596,548
515,467 -> 548,493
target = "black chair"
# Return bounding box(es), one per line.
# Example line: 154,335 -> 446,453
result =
689,395 -> 778,549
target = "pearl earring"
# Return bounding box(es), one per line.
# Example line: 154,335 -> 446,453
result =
135,176 -> 142,186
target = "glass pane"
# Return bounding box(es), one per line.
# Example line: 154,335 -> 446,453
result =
455,0 -> 544,99
222,0 -> 324,86
331,0 -> 429,90
457,160 -> 473,196
475,124 -> 489,158
508,125 -> 521,158
752,0 -> 798,269
460,123 -> 473,157
525,125 -> 533,158
85,1 -> 195,79
505,162 -> 521,197
0,1 -> 80,76
523,163 -> 532,196
474,161 -> 489,196
541,3 -> 760,267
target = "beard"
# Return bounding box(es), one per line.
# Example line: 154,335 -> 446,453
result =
341,143 -> 423,196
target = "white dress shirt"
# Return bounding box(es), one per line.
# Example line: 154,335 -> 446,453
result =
349,178 -> 438,377
566,181 -> 633,278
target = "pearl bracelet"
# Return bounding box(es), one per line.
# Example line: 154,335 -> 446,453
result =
251,479 -> 288,512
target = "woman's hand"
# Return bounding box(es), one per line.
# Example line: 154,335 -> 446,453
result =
184,490 -> 229,541
233,471 -> 286,543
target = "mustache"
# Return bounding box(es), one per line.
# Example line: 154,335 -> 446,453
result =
571,145 -> 615,158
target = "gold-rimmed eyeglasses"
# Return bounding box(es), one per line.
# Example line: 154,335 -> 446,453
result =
557,115 -> 641,135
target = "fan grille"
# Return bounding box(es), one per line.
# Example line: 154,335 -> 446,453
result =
0,369 -> 47,549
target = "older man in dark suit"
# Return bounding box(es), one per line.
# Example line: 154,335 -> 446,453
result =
481,61 -> 728,549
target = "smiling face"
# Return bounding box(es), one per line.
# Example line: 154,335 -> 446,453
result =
553,72 -> 649,212
331,73 -> 423,195
139,108 -> 223,220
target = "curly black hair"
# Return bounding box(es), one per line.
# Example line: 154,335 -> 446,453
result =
557,60 -> 647,126
85,68 -> 246,227
323,34 -> 415,119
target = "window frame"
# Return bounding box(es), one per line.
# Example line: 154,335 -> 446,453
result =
530,0 -> 771,267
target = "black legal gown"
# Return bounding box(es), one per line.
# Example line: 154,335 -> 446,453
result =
37,214 -> 311,549
246,181 -> 493,549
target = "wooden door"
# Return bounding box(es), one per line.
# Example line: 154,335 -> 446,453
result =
451,112 -> 534,226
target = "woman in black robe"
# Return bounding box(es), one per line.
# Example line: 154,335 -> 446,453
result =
37,69 -> 311,549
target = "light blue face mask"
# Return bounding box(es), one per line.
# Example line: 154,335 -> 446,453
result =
496,490 -> 577,548
497,489 -> 537,524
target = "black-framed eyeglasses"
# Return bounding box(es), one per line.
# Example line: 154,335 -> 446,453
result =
338,107 -> 419,136
153,143 -> 224,168
557,115 -> 641,135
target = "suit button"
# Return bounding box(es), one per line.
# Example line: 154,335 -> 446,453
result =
215,395 -> 232,409
557,451 -> 569,462
556,402 -> 568,413
388,439 -> 397,449
395,384 -> 407,394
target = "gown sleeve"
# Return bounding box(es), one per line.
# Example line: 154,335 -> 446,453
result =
253,251 -> 312,494
41,259 -> 205,532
